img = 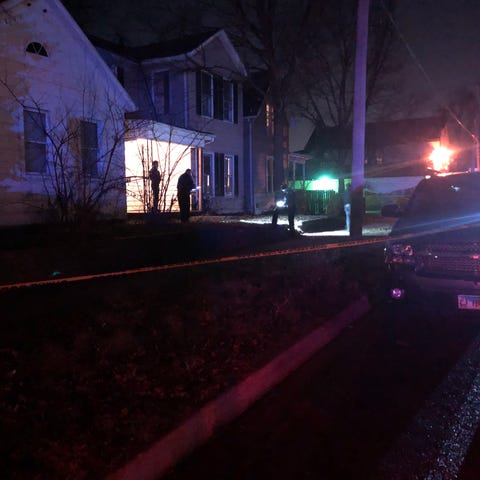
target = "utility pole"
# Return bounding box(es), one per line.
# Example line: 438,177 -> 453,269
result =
350,0 -> 370,237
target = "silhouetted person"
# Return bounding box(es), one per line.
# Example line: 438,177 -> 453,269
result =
177,169 -> 195,222
272,183 -> 296,234
342,183 -> 352,232
148,161 -> 161,213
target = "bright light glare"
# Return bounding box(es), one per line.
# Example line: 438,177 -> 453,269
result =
429,142 -> 454,172
309,176 -> 338,191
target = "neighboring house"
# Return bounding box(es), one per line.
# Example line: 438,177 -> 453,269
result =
305,116 -> 448,179
0,0 -> 136,226
243,79 -> 310,214
93,30 -> 247,215
303,116 -> 448,213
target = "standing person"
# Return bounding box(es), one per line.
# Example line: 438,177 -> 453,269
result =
272,183 -> 296,234
177,168 -> 195,222
342,183 -> 352,232
148,161 -> 161,213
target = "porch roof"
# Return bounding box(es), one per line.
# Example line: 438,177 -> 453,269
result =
126,119 -> 215,147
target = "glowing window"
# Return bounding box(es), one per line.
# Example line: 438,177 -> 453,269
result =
266,103 -> 274,135
224,154 -> 234,196
26,42 -> 48,57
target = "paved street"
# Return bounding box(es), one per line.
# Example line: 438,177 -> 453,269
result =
162,302 -> 480,480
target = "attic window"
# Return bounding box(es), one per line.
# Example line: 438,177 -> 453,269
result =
26,42 -> 48,57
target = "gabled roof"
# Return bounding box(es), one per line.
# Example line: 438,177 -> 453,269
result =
130,30 -> 222,60
90,29 -> 247,77
305,116 -> 447,153
2,0 -> 136,111
89,31 -> 216,61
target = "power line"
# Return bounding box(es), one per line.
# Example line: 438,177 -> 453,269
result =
380,0 -> 479,144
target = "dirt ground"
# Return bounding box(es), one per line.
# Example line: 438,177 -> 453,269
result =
0,214 -> 390,479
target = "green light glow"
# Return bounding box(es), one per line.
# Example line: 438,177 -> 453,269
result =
309,176 -> 339,191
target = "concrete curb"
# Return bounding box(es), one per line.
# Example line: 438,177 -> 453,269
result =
108,295 -> 370,480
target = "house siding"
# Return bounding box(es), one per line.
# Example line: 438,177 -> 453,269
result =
0,0 -> 134,225
101,31 -> 247,215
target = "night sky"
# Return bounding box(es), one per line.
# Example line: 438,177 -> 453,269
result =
62,0 -> 480,117
394,0 -> 480,111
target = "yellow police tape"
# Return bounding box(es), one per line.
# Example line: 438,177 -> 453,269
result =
0,236 -> 386,292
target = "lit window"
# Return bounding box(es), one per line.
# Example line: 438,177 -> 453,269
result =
26,42 -> 48,57
24,109 -> 47,173
224,154 -> 234,196
80,120 -> 99,176
202,152 -> 214,197
266,103 -> 274,135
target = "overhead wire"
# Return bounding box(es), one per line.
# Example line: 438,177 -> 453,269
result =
380,0 -> 479,144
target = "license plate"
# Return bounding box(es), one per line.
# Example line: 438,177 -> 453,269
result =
458,295 -> 480,310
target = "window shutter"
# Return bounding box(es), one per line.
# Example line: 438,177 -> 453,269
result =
195,71 -> 201,115
233,83 -> 238,124
214,152 -> 224,196
213,76 -> 223,120
234,154 -> 239,195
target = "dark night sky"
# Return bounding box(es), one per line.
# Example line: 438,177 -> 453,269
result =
62,0 -> 480,116
395,0 -> 480,111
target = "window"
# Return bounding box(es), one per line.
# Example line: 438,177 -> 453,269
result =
224,154 -> 234,196
80,120 -> 99,176
202,153 -> 214,197
196,71 -> 237,122
153,71 -> 170,115
266,155 -> 274,193
213,153 -> 237,197
24,109 -> 47,173
199,71 -> 213,117
266,103 -> 274,135
223,81 -> 234,122
26,42 -> 48,57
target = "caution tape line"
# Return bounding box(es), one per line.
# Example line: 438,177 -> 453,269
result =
0,236 -> 386,292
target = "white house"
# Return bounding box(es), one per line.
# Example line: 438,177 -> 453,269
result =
0,0 -> 136,225
93,30 -> 247,215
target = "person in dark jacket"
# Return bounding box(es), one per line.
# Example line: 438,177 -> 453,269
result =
148,161 -> 161,213
272,183 -> 296,233
177,169 -> 196,222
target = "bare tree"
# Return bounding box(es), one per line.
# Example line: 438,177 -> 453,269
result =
442,86 -> 480,171
125,122 -> 208,214
1,75 -> 129,224
197,0 -> 315,190
296,0 -> 399,128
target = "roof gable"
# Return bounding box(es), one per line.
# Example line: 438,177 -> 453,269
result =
90,29 -> 247,79
1,0 -> 135,111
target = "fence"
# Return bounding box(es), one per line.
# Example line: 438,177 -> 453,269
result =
304,190 -> 339,215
